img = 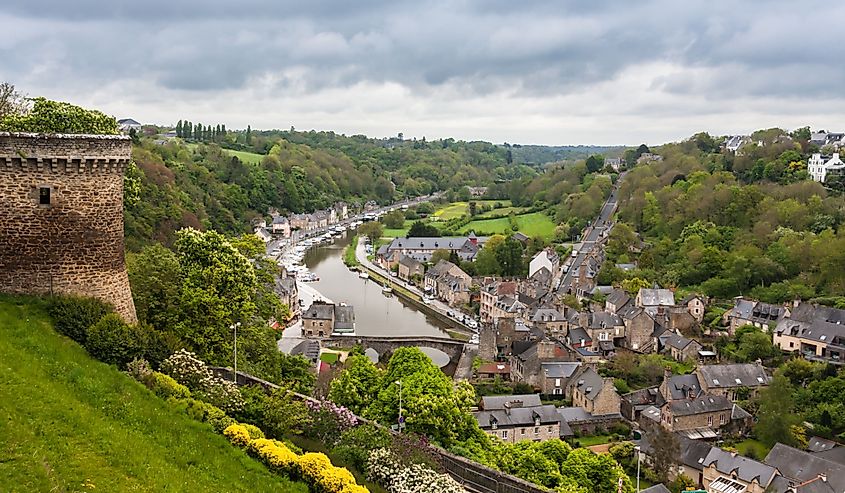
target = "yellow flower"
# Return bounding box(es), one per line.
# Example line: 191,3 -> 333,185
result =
223,424 -> 251,448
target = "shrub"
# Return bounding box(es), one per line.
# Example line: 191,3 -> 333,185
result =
1,97 -> 119,134
150,372 -> 191,400
367,448 -> 462,493
333,424 -> 392,473
161,349 -> 244,413
242,423 -> 265,440
304,400 -> 358,445
247,438 -> 300,477
86,314 -> 145,366
206,406 -> 237,434
224,424 -> 252,448
47,295 -> 113,345
126,358 -> 153,382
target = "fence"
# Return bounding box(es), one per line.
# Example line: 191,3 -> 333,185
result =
208,366 -> 551,493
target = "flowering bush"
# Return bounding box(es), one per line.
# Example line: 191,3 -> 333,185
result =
151,372 -> 191,399
248,438 -> 301,477
367,448 -> 463,493
224,424 -> 251,448
304,399 -> 358,445
126,358 -> 153,382
242,423 -> 265,440
161,349 -> 244,413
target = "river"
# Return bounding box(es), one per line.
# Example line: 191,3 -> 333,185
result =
301,233 -> 454,368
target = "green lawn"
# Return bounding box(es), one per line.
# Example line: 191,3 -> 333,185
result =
734,439 -> 771,459
460,211 -> 557,239
0,295 -> 306,493
344,235 -> 360,266
574,434 -> 615,447
475,206 -> 529,218
320,352 -> 339,364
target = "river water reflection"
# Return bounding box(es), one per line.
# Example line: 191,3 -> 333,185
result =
302,233 -> 452,366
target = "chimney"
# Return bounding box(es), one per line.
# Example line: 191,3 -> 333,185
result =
538,340 -> 556,360
659,366 -> 672,400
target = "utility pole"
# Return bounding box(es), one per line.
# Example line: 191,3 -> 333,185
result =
634,445 -> 641,493
230,322 -> 241,382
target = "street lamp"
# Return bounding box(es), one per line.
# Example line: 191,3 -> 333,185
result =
395,380 -> 404,432
633,445 -> 641,493
230,322 -> 242,382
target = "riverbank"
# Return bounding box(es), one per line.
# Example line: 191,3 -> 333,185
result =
343,235 -> 359,267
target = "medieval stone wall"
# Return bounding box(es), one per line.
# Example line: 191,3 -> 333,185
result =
0,132 -> 137,322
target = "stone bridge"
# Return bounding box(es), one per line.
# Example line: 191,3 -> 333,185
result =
322,335 -> 466,363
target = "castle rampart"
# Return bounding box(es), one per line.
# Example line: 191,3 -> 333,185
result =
0,132 -> 138,323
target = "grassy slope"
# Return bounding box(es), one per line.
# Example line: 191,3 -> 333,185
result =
0,295 -> 306,493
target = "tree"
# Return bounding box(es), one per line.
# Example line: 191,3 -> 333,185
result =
245,124 -> 252,144
430,249 -> 452,265
329,355 -> 383,415
585,155 -> 604,173
359,221 -> 384,243
649,426 -> 679,483
734,326 -> 780,363
374,176 -> 395,204
127,244 -> 182,332
495,236 -> 524,277
416,202 -> 435,215
756,373 -> 800,447
468,201 -> 478,216
382,210 -> 405,229
407,221 -> 440,237
176,120 -> 183,138
621,277 -> 650,295
0,82 -> 28,120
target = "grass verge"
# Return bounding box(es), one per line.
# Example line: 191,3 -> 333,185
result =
344,235 -> 360,267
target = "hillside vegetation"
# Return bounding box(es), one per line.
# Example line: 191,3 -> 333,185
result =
0,295 -> 306,493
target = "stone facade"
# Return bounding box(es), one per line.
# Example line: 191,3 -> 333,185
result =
0,133 -> 137,323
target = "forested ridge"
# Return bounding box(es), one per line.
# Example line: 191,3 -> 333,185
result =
605,129 -> 845,305
124,135 -> 531,249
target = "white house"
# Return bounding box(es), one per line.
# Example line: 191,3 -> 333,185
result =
529,248 -> 560,279
118,118 -> 142,133
723,135 -> 748,153
808,153 -> 845,183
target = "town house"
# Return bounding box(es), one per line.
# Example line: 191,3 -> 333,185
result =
529,247 -> 560,280
695,362 -> 770,401
773,303 -> 845,365
568,367 -> 621,416
397,254 -> 424,283
480,280 -> 518,323
723,297 -> 789,333
473,395 -> 565,443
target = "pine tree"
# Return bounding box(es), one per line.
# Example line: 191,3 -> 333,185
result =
176,120 -> 183,138
216,124 -> 221,141
195,123 -> 201,141
221,124 -> 226,137
246,125 -> 252,145
184,121 -> 192,139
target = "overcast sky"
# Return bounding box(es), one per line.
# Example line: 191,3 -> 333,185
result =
2,1 -> 843,145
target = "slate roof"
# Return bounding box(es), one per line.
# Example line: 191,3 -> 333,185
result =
474,404 -> 562,428
572,367 -> 604,401
703,447 -> 779,488
638,288 -> 675,307
698,363 -> 770,389
808,436 -> 838,453
668,394 -> 732,416
569,327 -> 591,345
398,254 -> 423,270
532,308 -> 564,323
587,311 -> 624,329
775,316 -> 845,346
665,374 -> 702,400
388,236 -> 485,251
606,288 -> 631,308
333,305 -> 355,331
816,446 -> 845,466
272,215 -> 289,224
729,298 -> 785,323
664,333 -> 699,351
529,266 -> 553,285
558,406 -> 621,422
765,443 -> 845,493
426,259 -> 458,278
542,362 -> 581,378
791,303 -> 845,325
639,485 -> 670,493
303,302 -> 334,320
480,394 -> 542,410
290,340 -> 320,361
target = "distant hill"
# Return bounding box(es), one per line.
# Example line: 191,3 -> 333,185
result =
506,144 -> 625,166
0,295 -> 306,493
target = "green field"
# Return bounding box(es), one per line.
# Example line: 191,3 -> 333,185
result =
0,295 -> 306,493
460,211 -> 557,239
433,202 -> 469,220
224,149 -> 265,164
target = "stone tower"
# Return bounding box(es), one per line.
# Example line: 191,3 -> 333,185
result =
0,132 -> 137,323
